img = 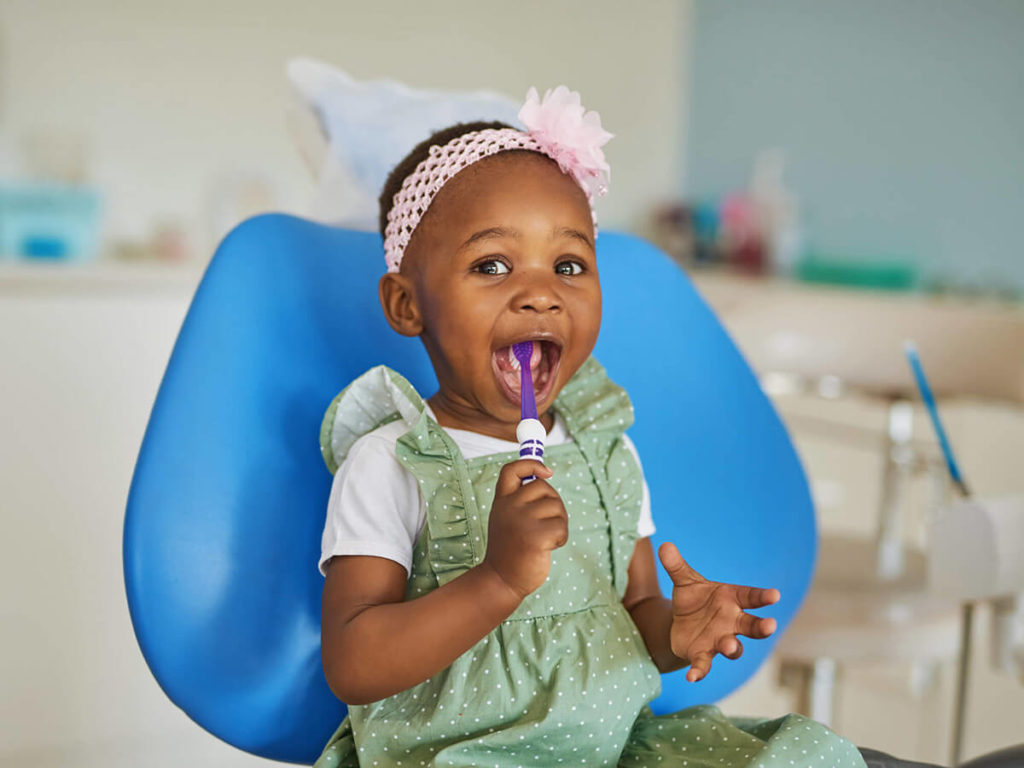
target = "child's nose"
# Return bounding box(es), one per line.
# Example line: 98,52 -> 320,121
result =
512,273 -> 562,313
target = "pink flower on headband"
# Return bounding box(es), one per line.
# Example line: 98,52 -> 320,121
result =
518,86 -> 613,198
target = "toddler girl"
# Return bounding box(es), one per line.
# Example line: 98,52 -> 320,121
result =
314,87 -> 865,767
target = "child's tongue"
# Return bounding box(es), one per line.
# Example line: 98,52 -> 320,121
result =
494,342 -> 544,397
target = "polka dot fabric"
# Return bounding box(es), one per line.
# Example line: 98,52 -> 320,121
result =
314,360 -> 866,768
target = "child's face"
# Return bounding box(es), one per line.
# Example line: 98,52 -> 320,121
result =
390,153 -> 601,433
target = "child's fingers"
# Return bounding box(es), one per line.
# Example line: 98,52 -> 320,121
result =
736,585 -> 781,609
495,459 -> 553,496
686,650 -> 713,682
528,496 -> 568,521
717,635 -> 744,660
509,478 -> 564,509
537,514 -> 570,549
657,541 -> 702,584
735,612 -> 777,639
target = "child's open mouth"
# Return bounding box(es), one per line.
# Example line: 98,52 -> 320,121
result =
492,339 -> 562,407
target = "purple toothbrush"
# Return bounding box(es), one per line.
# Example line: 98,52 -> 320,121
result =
512,341 -> 546,483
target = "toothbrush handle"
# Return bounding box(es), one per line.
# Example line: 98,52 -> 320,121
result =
516,418 -> 546,484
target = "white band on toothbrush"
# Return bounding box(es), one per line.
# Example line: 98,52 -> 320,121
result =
517,418 -> 547,484
516,418 -> 547,459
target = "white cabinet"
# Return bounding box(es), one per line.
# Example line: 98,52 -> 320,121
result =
0,264 -> 288,767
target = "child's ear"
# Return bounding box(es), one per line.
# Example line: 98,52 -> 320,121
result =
378,273 -> 424,337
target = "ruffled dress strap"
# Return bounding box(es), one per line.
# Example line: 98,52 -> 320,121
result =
319,365 -> 425,474
319,365 -> 483,588
553,356 -> 644,597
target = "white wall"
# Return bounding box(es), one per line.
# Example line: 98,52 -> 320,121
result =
0,0 -> 692,257
0,274 -> 312,766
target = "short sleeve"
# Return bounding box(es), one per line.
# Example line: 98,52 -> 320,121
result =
621,434 -> 656,538
319,424 -> 425,576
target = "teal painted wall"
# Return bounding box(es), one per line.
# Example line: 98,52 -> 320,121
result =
685,0 -> 1024,293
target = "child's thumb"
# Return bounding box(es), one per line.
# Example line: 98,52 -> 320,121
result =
658,541 -> 697,583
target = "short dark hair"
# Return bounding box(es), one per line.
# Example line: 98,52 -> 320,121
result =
377,120 -> 514,236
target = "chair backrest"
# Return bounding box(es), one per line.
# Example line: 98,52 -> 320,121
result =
124,214 -> 816,764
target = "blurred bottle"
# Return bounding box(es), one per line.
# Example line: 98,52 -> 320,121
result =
719,192 -> 765,273
749,148 -> 803,276
646,202 -> 696,266
692,203 -> 721,265
645,200 -> 726,270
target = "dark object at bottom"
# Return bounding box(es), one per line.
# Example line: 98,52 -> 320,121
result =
960,744 -> 1024,768
859,743 -> 1024,768
859,747 -> 945,767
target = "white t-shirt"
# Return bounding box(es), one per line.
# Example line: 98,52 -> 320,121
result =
319,407 -> 656,576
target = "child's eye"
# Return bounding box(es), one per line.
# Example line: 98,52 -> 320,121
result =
475,259 -> 510,275
555,260 -> 585,276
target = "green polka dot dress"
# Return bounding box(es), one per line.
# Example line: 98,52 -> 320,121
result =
315,358 -> 865,768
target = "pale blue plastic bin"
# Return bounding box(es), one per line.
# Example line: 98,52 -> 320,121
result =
0,183 -> 102,262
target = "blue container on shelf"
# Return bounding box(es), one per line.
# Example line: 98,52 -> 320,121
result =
0,183 -> 102,262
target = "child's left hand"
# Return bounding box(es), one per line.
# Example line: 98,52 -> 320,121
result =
658,541 -> 780,682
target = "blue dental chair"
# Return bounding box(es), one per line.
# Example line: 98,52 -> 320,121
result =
123,214 -> 818,764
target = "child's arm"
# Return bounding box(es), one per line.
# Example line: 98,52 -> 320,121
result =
321,554 -> 519,704
321,459 -> 567,705
623,538 -> 780,680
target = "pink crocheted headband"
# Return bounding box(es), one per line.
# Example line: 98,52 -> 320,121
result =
383,86 -> 613,273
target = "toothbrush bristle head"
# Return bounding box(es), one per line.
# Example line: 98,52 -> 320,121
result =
512,341 -> 534,367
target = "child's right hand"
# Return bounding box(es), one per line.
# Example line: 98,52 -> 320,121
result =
481,459 -> 567,600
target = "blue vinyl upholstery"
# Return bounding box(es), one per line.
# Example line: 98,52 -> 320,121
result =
124,214 -> 816,764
